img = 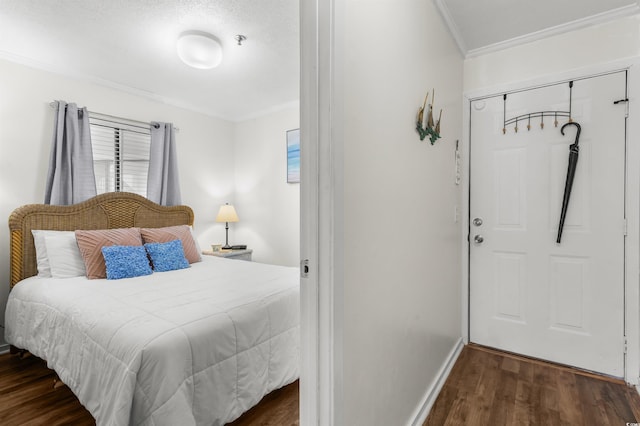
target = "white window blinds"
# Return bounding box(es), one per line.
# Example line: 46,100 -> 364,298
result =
89,115 -> 151,197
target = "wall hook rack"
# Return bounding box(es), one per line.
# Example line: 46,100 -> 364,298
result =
502,81 -> 574,134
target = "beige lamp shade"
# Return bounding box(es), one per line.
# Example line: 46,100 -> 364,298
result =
216,204 -> 239,223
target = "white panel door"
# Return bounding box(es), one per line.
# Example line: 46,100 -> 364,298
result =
469,72 -> 627,377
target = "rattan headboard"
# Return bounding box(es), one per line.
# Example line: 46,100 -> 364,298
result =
8,192 -> 194,287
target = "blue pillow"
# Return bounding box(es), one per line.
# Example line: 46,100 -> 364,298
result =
101,245 -> 152,280
144,239 -> 190,272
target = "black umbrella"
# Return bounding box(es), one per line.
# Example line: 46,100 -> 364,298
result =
557,121 -> 582,243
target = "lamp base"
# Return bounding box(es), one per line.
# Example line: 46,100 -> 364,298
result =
222,222 -> 232,250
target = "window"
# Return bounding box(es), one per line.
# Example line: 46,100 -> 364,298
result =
90,114 -> 151,197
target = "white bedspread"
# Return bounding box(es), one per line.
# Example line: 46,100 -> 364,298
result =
5,256 -> 300,426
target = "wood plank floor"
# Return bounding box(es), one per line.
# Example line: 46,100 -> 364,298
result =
0,352 -> 298,426
425,344 -> 640,425
0,352 -> 94,425
5,345 -> 639,425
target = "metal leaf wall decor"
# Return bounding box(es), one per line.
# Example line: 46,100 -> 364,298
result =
416,89 -> 442,144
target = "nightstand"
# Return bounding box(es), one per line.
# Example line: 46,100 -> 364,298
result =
202,249 -> 253,261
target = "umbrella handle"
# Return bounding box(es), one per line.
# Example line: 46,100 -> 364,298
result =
561,122 -> 581,147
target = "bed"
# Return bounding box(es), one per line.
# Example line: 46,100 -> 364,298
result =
4,192 -> 300,426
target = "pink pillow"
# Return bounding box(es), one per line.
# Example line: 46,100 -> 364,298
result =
75,228 -> 143,279
140,225 -> 201,264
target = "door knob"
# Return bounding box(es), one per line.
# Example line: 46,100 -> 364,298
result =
474,235 -> 484,244
473,217 -> 483,226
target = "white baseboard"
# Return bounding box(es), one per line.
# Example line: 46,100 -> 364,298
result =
408,337 -> 464,426
0,343 -> 10,355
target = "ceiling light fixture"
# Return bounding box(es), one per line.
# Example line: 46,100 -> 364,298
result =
177,31 -> 223,69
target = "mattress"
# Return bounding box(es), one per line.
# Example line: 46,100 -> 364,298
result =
5,256 -> 300,425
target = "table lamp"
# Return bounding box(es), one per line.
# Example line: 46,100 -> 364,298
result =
216,203 -> 239,249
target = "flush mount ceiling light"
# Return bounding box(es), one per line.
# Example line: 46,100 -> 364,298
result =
177,31 -> 223,69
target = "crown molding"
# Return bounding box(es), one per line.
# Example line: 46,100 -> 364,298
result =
234,100 -> 300,123
0,50 -> 237,120
466,3 -> 640,58
432,0 -> 468,56
0,50 -> 297,123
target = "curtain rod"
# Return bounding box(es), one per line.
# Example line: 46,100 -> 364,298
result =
48,102 -> 180,132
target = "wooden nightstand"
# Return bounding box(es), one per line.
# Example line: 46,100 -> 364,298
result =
202,249 -> 253,261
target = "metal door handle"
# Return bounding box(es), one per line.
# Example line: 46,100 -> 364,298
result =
474,235 -> 484,244
473,217 -> 483,226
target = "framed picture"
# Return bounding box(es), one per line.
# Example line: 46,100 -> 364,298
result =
287,128 -> 300,183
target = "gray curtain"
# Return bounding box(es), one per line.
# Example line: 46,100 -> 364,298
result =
44,101 -> 97,205
147,122 -> 182,206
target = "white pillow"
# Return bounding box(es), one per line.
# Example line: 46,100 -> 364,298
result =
44,233 -> 86,278
32,230 -> 75,277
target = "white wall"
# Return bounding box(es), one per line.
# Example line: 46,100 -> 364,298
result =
0,59 -> 236,337
338,1 -> 463,424
234,106 -> 300,266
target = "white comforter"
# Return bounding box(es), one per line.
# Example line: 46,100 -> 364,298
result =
5,256 -> 300,426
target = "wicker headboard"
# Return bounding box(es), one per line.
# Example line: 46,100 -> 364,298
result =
8,192 -> 194,287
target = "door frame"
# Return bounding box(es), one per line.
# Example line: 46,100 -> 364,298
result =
461,58 -> 640,385
300,0 -> 344,425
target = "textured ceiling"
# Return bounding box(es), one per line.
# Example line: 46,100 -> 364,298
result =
3,0 -> 636,120
435,0 -> 640,56
0,0 -> 299,121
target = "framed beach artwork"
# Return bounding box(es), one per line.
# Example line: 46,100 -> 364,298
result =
287,128 -> 300,183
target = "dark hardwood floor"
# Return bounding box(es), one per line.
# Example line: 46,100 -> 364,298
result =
0,352 -> 94,425
425,344 -> 640,425
4,345 -> 639,425
0,351 -> 298,426
227,381 -> 299,426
